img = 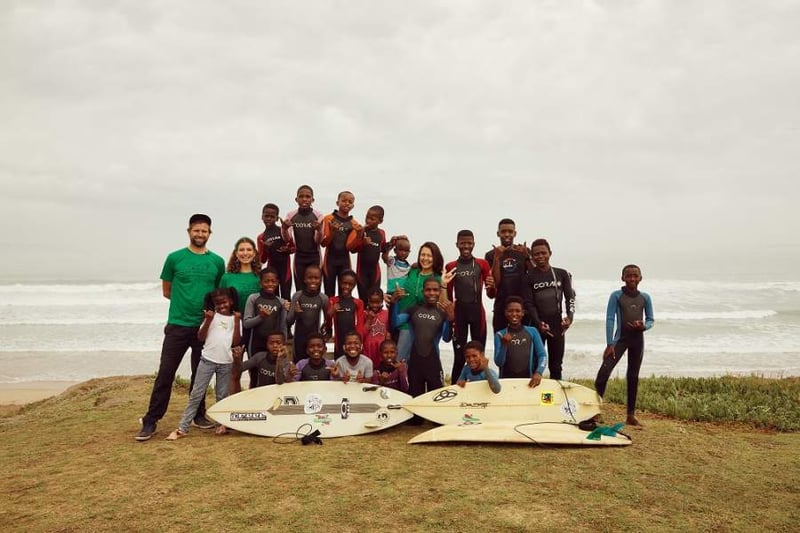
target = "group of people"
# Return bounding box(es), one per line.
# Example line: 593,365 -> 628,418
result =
135,185 -> 654,441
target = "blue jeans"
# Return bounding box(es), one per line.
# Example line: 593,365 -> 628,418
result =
177,357 -> 232,433
397,329 -> 412,363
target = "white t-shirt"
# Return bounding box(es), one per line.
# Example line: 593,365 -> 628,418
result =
201,313 -> 239,364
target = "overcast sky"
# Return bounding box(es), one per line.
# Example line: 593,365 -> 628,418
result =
1,1 -> 798,282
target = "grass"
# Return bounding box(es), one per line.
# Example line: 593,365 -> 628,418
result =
575,375 -> 800,431
1,375 -> 799,532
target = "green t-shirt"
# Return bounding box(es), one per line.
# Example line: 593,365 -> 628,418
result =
160,248 -> 225,327
220,271 -> 262,313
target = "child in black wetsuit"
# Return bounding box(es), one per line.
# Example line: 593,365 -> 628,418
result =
594,264 -> 655,427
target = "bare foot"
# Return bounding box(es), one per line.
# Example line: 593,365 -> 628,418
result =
215,425 -> 228,436
626,415 -> 643,428
165,429 -> 187,441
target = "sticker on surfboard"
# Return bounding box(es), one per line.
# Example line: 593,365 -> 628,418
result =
541,391 -> 555,405
304,394 -> 323,414
560,398 -> 579,419
459,413 -> 481,426
230,412 -> 267,422
432,388 -> 459,403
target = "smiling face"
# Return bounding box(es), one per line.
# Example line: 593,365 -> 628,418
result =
306,337 -> 326,362
367,293 -> 383,313
423,278 -> 441,304
235,240 -> 256,266
343,334 -> 363,357
188,222 -> 211,249
304,267 -> 322,293
338,274 -> 356,297
418,246 -> 434,271
497,223 -> 516,247
505,301 -> 524,327
464,347 -> 483,371
456,235 -> 474,259
531,244 -> 551,269
260,272 -> 279,294
212,294 -> 232,315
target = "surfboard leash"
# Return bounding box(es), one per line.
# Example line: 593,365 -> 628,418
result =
272,423 -> 323,445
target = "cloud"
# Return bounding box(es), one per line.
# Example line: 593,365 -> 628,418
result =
1,1 -> 798,280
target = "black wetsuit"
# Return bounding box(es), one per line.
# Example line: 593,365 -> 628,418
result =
287,208 -> 322,292
259,225 -> 293,300
445,256 -> 490,384
322,211 -> 354,296
394,304 -> 452,397
353,227 -> 386,302
524,267 -> 575,380
485,247 -> 529,333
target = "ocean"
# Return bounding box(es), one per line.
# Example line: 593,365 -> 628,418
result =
1,279 -> 798,383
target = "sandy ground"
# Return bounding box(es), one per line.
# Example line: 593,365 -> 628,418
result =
0,381 -> 78,405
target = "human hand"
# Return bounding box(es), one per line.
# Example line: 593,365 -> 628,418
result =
540,322 -> 554,338
485,275 -> 495,289
627,320 -> 644,331
283,301 -> 291,311
356,370 -> 365,383
438,300 -> 455,322
231,346 -> 244,361
279,217 -> 291,229
603,345 -> 615,359
259,305 -> 272,317
528,372 -> 542,388
561,317 -> 572,331
204,309 -> 215,319
442,267 -> 456,288
457,379 -> 466,388
501,332 -> 512,346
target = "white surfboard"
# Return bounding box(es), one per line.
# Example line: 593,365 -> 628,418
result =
402,379 -> 601,426
207,381 -> 413,438
408,421 -> 632,446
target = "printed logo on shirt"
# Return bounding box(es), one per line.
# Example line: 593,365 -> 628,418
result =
532,280 -> 560,290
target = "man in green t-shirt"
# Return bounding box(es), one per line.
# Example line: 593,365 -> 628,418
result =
136,214 -> 225,441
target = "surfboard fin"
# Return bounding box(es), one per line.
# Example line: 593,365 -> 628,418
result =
586,422 -> 625,441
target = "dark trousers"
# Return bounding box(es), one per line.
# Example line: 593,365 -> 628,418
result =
293,254 -> 320,293
408,355 -> 444,397
594,333 -> 644,414
491,304 -> 508,336
272,261 -> 293,301
322,257 -> 351,297
142,324 -> 205,425
450,302 -> 487,384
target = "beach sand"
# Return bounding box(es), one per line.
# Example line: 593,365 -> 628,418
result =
0,381 -> 78,405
